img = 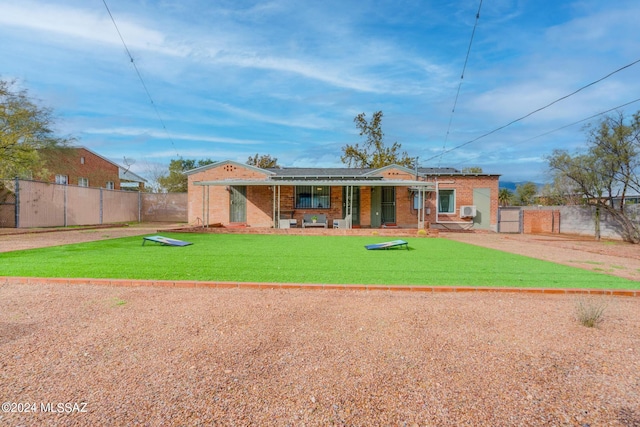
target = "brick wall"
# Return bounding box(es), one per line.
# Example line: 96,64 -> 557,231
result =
38,148 -> 121,189
431,176 -> 499,228
187,162 -> 273,225
522,209 -> 560,234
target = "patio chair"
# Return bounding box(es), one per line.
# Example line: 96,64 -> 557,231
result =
332,214 -> 352,229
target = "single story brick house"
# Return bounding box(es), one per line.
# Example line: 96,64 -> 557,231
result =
186,160 -> 500,231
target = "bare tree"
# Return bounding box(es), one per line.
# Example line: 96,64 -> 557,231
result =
547,111 -> 640,243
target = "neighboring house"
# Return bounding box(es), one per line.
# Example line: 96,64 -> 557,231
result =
37,146 -> 146,190
186,160 -> 500,231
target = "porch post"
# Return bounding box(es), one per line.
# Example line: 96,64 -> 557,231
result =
205,185 -> 210,228
349,185 -> 354,228
201,185 -> 205,228
272,185 -> 281,229
344,184 -> 353,229
419,186 -> 426,229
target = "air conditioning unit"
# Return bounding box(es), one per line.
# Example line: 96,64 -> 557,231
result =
460,205 -> 477,218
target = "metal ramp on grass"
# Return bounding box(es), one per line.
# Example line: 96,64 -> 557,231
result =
142,235 -> 192,247
364,240 -> 409,250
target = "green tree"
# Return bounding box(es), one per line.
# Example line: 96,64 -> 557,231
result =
341,111 -> 414,168
498,188 -> 513,207
514,182 -> 538,206
247,153 -> 279,168
538,175 -> 582,206
0,79 -> 71,178
547,111 -> 640,243
157,158 -> 215,192
462,166 -> 483,174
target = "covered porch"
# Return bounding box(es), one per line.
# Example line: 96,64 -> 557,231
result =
193,178 -> 435,230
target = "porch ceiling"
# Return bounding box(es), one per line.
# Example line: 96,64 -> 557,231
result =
193,179 -> 435,190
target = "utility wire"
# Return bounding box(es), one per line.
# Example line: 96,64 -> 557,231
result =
426,57 -> 640,163
438,0 -> 483,167
516,97 -> 640,145
446,97 -> 640,171
102,0 -> 180,158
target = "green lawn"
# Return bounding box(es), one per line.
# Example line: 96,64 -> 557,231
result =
1,233 -> 637,289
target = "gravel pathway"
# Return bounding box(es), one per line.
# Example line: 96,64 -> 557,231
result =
1,284 -> 639,426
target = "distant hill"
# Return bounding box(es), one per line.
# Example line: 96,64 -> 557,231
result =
499,181 -> 544,191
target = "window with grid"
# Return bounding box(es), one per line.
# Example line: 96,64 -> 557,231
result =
295,186 -> 330,209
55,174 -> 68,185
105,181 -> 115,190
78,177 -> 89,187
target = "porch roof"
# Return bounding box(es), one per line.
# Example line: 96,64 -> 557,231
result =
193,178 -> 435,190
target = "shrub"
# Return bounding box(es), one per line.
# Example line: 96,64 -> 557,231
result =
574,296 -> 607,328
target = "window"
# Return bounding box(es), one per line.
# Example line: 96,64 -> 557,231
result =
78,177 -> 89,187
295,186 -> 330,209
80,157 -> 85,164
105,181 -> 115,190
438,189 -> 455,213
55,174 -> 68,185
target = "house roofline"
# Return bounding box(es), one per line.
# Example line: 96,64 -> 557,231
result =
363,164 -> 418,177
56,146 -> 147,183
193,178 -> 435,189
186,159 -> 500,179
184,159 -> 275,176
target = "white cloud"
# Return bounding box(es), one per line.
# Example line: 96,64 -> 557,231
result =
0,1 -> 187,57
84,127 -> 260,145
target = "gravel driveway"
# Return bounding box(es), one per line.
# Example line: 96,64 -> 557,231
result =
1,284 -> 639,426
1,226 -> 639,425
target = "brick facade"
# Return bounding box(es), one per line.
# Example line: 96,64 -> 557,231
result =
38,147 -> 121,189
187,161 -> 500,230
522,209 -> 561,234
432,175 -> 500,227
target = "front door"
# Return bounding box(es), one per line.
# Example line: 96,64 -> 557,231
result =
381,187 -> 396,225
229,186 -> 246,223
473,188 -> 491,230
370,187 -> 381,227
342,186 -> 360,226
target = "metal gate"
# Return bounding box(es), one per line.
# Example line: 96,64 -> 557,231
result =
498,207 -> 522,233
381,187 -> 395,224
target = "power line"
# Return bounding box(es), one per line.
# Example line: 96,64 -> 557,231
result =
438,0 -> 483,167
445,97 -> 640,171
101,0 -> 180,158
517,97 -> 640,144
426,57 -> 640,163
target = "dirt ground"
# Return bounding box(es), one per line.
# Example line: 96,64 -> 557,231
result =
444,232 -> 640,282
1,226 -> 639,425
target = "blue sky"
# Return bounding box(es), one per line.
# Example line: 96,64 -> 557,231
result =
1,0 -> 639,184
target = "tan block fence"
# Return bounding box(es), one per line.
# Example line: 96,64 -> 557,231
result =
1,179 -> 187,228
